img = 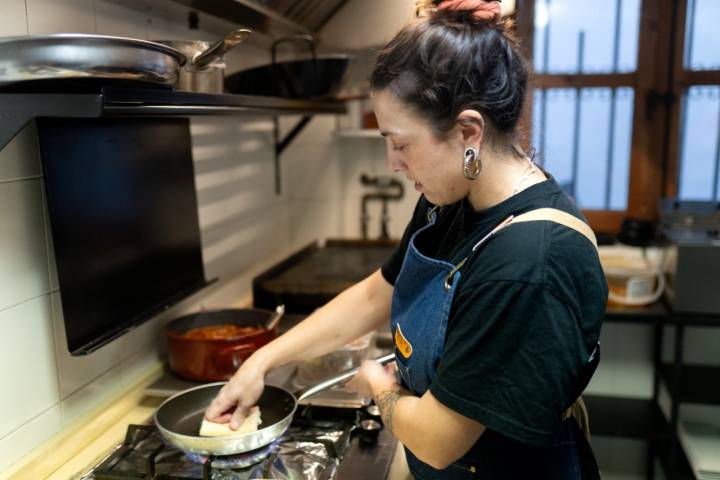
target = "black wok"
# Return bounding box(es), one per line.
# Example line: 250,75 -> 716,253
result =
154,353 -> 395,456
224,35 -> 353,99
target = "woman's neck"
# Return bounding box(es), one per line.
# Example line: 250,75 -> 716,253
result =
466,150 -> 547,211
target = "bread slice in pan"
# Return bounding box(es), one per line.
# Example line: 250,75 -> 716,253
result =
199,406 -> 262,437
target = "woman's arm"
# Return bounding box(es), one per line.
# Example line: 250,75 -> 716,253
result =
206,269 -> 393,426
252,268 -> 393,371
349,361 -> 486,470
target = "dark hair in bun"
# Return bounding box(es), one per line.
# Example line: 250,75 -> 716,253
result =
371,1 -> 528,142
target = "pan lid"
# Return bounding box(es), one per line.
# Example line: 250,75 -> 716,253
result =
0,33 -> 188,66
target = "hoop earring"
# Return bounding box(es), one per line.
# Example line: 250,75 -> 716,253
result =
463,147 -> 481,180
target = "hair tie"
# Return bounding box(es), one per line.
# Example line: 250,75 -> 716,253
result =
436,0 -> 502,23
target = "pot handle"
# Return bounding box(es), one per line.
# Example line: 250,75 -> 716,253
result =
194,28 -> 252,69
295,353 -> 395,403
265,304 -> 285,330
216,343 -> 256,370
271,34 -> 317,66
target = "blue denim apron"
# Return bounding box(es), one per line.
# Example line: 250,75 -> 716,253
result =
390,207 -> 591,480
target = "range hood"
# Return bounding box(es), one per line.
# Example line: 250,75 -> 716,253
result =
170,0 -> 350,38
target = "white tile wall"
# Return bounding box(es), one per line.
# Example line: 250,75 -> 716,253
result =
59,363 -> 125,427
0,0 -> 28,37
336,136 -> 418,239
0,179 -> 50,310
94,0 -> 148,39
50,292 -> 126,399
290,200 -> 343,248
285,143 -> 342,201
0,405 -> 62,472
0,296 -> 59,440
0,123 -> 39,182
26,0 -> 96,35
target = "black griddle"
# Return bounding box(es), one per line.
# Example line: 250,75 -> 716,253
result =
253,239 -> 398,313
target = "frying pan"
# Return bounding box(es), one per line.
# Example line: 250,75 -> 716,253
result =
155,352 -> 395,456
0,34 -> 186,88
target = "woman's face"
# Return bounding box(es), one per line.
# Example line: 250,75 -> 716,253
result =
372,90 -> 468,206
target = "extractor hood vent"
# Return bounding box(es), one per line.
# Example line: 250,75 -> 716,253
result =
252,0 -> 350,33
169,0 -> 349,38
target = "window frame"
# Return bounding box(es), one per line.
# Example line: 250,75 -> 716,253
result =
516,0 -> 719,234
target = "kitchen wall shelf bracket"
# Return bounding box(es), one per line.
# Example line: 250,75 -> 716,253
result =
0,86 -> 346,155
0,93 -> 103,152
273,115 -> 314,195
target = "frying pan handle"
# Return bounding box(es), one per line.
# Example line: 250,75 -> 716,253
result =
295,353 -> 396,403
194,28 -> 252,69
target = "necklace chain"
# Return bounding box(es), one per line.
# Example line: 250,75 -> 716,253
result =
511,158 -> 537,196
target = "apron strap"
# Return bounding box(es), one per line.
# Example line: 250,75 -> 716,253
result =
563,397 -> 591,439
509,208 -> 600,442
509,208 -> 598,251
444,208 -> 599,290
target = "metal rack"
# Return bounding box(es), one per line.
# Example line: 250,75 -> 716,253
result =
599,302 -> 720,480
0,86 -> 346,194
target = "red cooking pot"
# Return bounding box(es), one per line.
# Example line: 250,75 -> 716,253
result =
166,308 -> 280,381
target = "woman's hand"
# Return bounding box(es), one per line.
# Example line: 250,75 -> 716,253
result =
204,353 -> 268,430
346,360 -> 399,398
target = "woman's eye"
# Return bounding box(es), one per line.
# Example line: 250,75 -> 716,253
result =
392,144 -> 406,152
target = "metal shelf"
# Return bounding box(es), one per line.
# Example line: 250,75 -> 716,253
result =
0,86 -> 345,149
0,86 -> 346,194
659,364 -> 720,405
605,301 -> 669,324
585,395 -> 665,439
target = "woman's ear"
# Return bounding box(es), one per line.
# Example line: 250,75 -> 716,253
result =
457,110 -> 485,146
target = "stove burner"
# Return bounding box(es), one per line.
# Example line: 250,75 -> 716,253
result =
81,404 -> 397,480
184,440 -> 279,469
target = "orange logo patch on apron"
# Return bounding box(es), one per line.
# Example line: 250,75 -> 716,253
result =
394,324 -> 413,359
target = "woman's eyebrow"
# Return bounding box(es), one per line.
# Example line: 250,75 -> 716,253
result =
380,130 -> 400,137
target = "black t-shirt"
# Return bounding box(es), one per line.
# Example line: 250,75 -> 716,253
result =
381,178 -> 608,447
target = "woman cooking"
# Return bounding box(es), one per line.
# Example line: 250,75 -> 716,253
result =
206,0 -> 608,478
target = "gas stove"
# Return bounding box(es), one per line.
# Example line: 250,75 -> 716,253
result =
77,404 -> 396,480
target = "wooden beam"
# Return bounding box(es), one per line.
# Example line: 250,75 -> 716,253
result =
532,73 -> 636,89
515,0 -> 536,151
679,70 -> 720,87
584,210 -> 625,235
664,0 -> 690,199
625,0 -> 674,221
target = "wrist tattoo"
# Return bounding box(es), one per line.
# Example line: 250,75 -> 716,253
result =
375,390 -> 401,434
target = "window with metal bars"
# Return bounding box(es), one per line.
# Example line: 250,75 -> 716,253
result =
676,0 -> 720,202
516,0 -> 720,233
529,0 -> 640,212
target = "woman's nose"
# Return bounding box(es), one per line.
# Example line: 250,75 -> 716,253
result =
386,152 -> 406,173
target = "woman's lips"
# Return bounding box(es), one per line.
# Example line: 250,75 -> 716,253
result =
414,182 -> 422,192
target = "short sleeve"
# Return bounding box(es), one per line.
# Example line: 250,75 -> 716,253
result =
429,280 -> 592,446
